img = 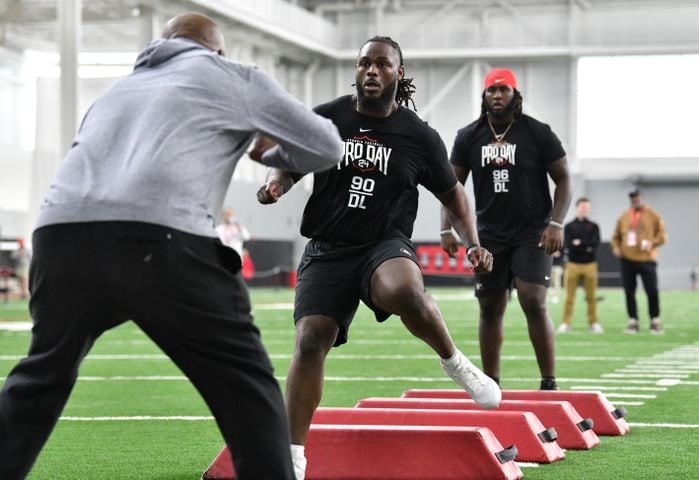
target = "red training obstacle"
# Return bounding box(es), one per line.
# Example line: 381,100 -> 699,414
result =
402,389 -> 630,435
202,424 -> 523,479
356,397 -> 600,450
312,406 -> 564,464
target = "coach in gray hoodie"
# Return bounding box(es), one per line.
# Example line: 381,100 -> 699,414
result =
0,12 -> 342,480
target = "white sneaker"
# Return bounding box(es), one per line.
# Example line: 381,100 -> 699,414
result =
441,351 -> 501,409
623,318 -> 639,335
557,323 -> 571,333
649,318 -> 664,335
589,323 -> 604,333
290,444 -> 306,480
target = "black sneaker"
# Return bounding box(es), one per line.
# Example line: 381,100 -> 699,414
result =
540,378 -> 559,390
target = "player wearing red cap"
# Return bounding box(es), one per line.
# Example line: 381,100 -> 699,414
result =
441,68 -> 572,390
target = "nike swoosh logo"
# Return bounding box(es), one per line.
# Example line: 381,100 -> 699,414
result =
544,276 -> 551,280
400,248 -> 412,256
359,128 -> 373,132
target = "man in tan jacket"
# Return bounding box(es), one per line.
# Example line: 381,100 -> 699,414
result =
611,189 -> 667,334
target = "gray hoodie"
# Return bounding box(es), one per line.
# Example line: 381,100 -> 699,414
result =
36,38 -> 343,237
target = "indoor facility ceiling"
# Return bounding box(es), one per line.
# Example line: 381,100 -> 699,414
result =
1,0 -> 697,56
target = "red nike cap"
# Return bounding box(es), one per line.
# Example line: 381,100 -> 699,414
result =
484,68 -> 517,90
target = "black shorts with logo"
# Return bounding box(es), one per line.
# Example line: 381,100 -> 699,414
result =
475,233 -> 553,298
294,232 -> 418,347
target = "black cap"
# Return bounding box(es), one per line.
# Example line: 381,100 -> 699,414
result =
628,188 -> 641,197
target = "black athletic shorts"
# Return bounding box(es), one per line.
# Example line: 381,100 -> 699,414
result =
475,234 -> 553,298
294,232 -> 418,347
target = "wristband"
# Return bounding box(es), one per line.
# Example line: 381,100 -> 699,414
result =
466,244 -> 479,256
440,229 -> 454,236
548,220 -> 564,230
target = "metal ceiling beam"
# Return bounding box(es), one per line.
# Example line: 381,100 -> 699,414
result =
331,42 -> 699,61
189,0 -> 339,58
490,0 -> 567,44
397,0 -> 466,39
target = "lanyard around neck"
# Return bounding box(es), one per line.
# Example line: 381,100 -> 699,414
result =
629,208 -> 642,230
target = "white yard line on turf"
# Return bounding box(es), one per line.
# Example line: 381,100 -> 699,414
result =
602,373 -> 689,378
61,416 -> 214,421
610,401 -> 645,406
253,303 -> 294,310
614,369 -> 699,374
0,354 -> 647,361
56,417 -> 699,429
614,365 -> 699,375
2,375 -> 697,386
0,322 -> 32,331
629,423 -> 699,429
515,462 -> 540,468
570,386 -> 667,391
601,393 -> 657,399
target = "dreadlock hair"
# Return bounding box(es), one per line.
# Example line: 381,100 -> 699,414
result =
360,36 -> 417,111
478,88 -> 523,123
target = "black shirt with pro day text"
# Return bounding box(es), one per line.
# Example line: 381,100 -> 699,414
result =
450,114 -> 565,244
300,95 -> 457,245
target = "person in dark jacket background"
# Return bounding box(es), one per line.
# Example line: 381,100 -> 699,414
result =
557,197 -> 603,333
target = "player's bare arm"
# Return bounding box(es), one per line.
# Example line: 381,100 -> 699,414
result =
539,156 -> 572,255
439,165 -> 468,257
436,182 -> 493,273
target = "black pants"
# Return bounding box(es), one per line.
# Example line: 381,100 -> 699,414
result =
620,258 -> 660,321
0,222 -> 294,480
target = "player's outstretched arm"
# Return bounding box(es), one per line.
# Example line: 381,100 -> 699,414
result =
247,69 -> 343,174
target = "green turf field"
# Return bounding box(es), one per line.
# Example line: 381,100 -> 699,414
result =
1,287 -> 698,479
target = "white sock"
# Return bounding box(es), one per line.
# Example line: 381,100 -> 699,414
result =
290,444 -> 306,480
290,444 -> 305,459
441,350 -> 463,369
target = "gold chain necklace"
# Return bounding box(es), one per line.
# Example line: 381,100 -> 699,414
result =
487,116 -> 515,145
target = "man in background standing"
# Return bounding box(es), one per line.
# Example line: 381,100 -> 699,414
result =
216,207 -> 250,258
557,197 -> 603,333
10,239 -> 31,300
217,207 -> 256,280
612,189 -> 667,334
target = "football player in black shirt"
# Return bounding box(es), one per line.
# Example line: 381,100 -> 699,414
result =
254,37 -> 500,479
441,68 -> 572,391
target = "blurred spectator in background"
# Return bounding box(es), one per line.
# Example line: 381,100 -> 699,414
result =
10,239 -> 31,300
217,207 -> 254,281
216,207 -> 250,258
557,198 -> 602,333
549,249 -> 564,304
612,189 -> 667,335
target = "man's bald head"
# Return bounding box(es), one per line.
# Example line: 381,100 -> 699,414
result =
162,12 -> 225,55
